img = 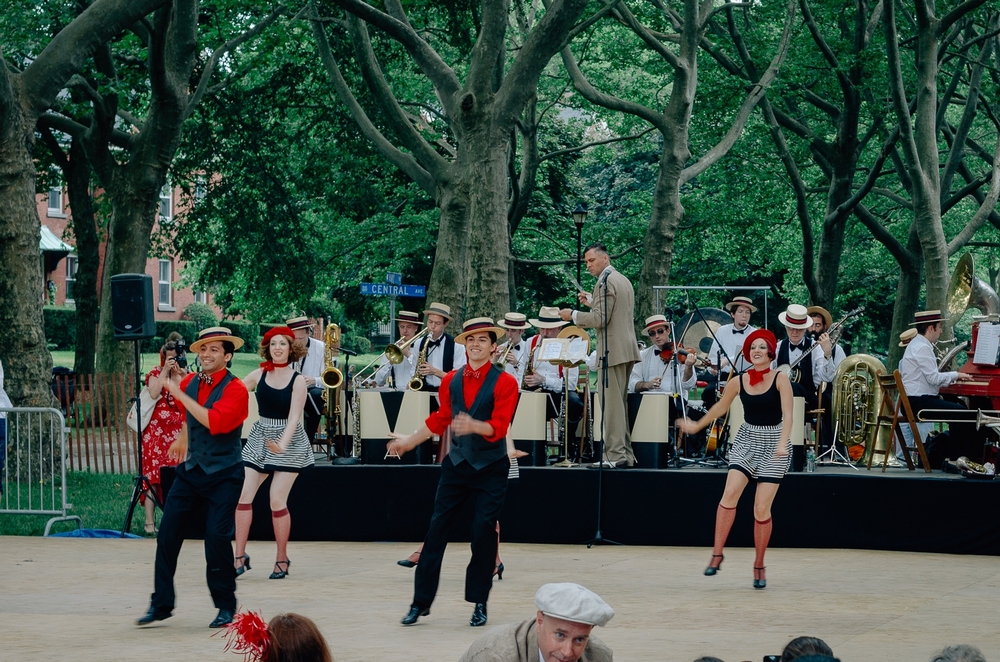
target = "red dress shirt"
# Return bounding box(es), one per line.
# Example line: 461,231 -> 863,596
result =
177,370 -> 249,436
425,365 -> 519,443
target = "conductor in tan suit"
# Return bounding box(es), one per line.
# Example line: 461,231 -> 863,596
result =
560,243 -> 640,467
457,582 -> 614,662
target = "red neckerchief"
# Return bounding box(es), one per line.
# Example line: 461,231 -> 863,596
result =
259,361 -> 290,373
748,367 -> 771,386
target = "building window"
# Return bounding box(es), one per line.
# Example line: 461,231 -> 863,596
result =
158,259 -> 173,309
194,178 -> 207,202
66,255 -> 78,302
159,185 -> 172,221
194,290 -> 207,304
47,187 -> 64,216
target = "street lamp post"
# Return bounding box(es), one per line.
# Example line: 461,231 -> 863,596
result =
572,203 -> 588,285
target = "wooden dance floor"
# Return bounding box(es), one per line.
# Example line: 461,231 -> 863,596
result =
1,536 -> 997,661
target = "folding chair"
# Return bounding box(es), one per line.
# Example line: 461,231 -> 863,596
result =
871,370 -> 931,473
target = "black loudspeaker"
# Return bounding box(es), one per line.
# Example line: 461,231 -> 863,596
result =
111,273 -> 156,340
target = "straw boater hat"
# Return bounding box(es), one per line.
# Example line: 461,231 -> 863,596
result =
454,317 -> 506,345
899,328 -> 918,347
806,306 -> 832,329
778,304 -> 813,330
529,306 -> 569,329
189,326 -> 244,352
394,310 -> 423,326
909,310 -> 947,327
725,295 -> 758,313
285,316 -> 313,331
497,312 -> 530,331
535,583 -> 615,628
640,314 -> 670,337
423,302 -> 453,321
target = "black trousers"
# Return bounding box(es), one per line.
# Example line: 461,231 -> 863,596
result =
413,454 -> 509,609
544,389 -> 584,459
151,462 -> 244,611
303,387 -> 325,443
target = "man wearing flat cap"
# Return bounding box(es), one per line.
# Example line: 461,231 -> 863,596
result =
457,582 -> 614,662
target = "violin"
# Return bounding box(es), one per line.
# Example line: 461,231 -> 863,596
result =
659,343 -> 711,368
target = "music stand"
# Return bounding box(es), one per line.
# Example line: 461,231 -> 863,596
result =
816,421 -> 858,470
120,339 -> 162,537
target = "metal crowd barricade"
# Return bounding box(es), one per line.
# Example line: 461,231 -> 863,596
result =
0,407 -> 82,536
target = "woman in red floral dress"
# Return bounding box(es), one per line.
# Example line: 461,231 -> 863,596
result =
141,333 -> 188,534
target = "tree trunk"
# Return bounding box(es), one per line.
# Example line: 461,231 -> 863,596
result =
424,178 -> 472,321
813,165 -> 857,309
887,232 -> 923,371
66,139 -> 100,375
95,181 -> 161,375
0,98 -> 55,406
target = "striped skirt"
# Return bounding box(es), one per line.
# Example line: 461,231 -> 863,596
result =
244,416 -> 315,473
728,422 -> 789,483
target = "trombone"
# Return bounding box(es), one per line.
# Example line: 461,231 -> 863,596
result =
352,327 -> 431,386
917,408 -> 1000,430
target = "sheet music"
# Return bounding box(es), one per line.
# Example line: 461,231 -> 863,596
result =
568,337 -> 588,361
539,339 -> 566,362
973,323 -> 1000,365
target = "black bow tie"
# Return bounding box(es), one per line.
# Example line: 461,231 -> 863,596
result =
426,337 -> 442,349
791,342 -> 808,351
732,328 -> 747,335
199,372 -> 214,386
513,344 -> 521,351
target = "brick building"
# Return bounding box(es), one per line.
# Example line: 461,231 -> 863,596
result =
38,183 -> 222,320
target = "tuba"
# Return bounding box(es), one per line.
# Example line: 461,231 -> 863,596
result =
831,354 -> 885,462
946,253 -> 1000,321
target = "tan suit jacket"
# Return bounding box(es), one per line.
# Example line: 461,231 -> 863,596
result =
457,618 -> 613,662
575,267 -> 640,367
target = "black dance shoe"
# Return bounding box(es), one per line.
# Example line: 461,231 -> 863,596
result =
209,608 -> 235,628
470,603 -> 488,627
235,554 -> 251,577
493,562 -> 504,580
753,566 -> 767,589
269,559 -> 290,579
401,605 -> 430,625
136,605 -> 172,626
704,554 -> 724,576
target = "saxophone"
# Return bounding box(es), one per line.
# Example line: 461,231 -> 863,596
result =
521,339 -> 540,391
321,324 -> 343,450
408,337 -> 428,391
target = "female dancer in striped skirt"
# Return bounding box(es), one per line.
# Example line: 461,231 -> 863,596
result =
679,328 -> 792,589
234,326 -> 313,580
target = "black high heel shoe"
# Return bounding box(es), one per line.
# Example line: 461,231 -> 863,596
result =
235,554 -> 251,577
753,566 -> 766,589
269,559 -> 290,579
704,554 -> 724,576
397,551 -> 420,568
493,562 -> 504,580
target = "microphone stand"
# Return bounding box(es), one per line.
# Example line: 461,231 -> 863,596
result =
692,305 -> 742,468
586,269 -> 621,548
665,319 -> 695,468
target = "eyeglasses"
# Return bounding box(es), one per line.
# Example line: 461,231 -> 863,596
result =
649,328 -> 669,336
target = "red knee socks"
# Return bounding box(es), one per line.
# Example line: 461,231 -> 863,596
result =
713,504 -> 736,557
234,503 -> 253,557
754,517 -> 772,568
272,508 -> 290,561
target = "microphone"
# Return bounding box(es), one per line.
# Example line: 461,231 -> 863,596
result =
599,268 -> 610,288
338,348 -> 358,356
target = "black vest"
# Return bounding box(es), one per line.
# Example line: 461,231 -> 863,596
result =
183,371 -> 244,474
777,339 -> 816,396
447,366 -> 507,470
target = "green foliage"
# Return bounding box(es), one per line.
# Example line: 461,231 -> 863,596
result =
42,307 -> 77,351
181,302 -> 218,330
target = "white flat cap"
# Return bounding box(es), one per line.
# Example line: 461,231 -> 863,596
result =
535,583 -> 614,627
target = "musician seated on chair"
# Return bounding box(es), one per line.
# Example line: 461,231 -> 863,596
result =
807,306 -> 846,452
899,310 -> 977,466
628,315 -> 697,401
525,306 -> 584,461
773,304 -> 826,409
374,310 -> 421,390
497,312 -> 532,384
705,296 -> 757,409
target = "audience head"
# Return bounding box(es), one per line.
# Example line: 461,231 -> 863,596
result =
781,636 -> 834,662
223,611 -> 333,662
534,583 -> 614,662
930,644 -> 986,662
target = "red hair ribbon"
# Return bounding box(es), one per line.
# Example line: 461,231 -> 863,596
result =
220,610 -> 269,662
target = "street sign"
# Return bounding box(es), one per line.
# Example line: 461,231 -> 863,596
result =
386,272 -> 402,286
359,283 -> 426,297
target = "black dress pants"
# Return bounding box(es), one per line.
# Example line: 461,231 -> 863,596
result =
413,454 -> 509,609
303,386 -> 325,443
151,462 -> 244,612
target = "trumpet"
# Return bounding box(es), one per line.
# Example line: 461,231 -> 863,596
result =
493,341 -> 514,368
385,327 -> 430,364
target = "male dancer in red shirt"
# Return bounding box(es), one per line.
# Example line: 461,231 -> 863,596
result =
137,327 -> 249,629
388,317 -> 519,628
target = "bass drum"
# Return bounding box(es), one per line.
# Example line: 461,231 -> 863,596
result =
674,307 -> 733,362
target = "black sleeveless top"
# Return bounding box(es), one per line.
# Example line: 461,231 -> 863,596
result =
256,371 -> 300,419
739,372 -> 782,426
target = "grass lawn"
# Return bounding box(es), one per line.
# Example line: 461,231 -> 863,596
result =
0,472 -> 151,537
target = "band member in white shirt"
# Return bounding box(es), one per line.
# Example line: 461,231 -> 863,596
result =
408,302 -> 466,392
374,311 -> 421,390
899,310 -> 976,466
629,316 -> 698,398
806,306 -> 846,451
287,316 -> 326,442
496,312 -> 531,384
525,306 -> 584,461
705,296 -> 757,409
772,304 -> 825,408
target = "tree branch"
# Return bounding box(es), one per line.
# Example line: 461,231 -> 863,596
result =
937,0 -> 990,38
514,243 -> 641,265
854,203 -> 908,263
947,134 -> 1000,254
822,125 -> 900,225
539,126 -> 656,162
37,112 -> 134,150
310,12 -> 437,195
560,46 -> 667,130
800,0 -> 854,101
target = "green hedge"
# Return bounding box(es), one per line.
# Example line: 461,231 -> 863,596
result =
43,307 -> 77,350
